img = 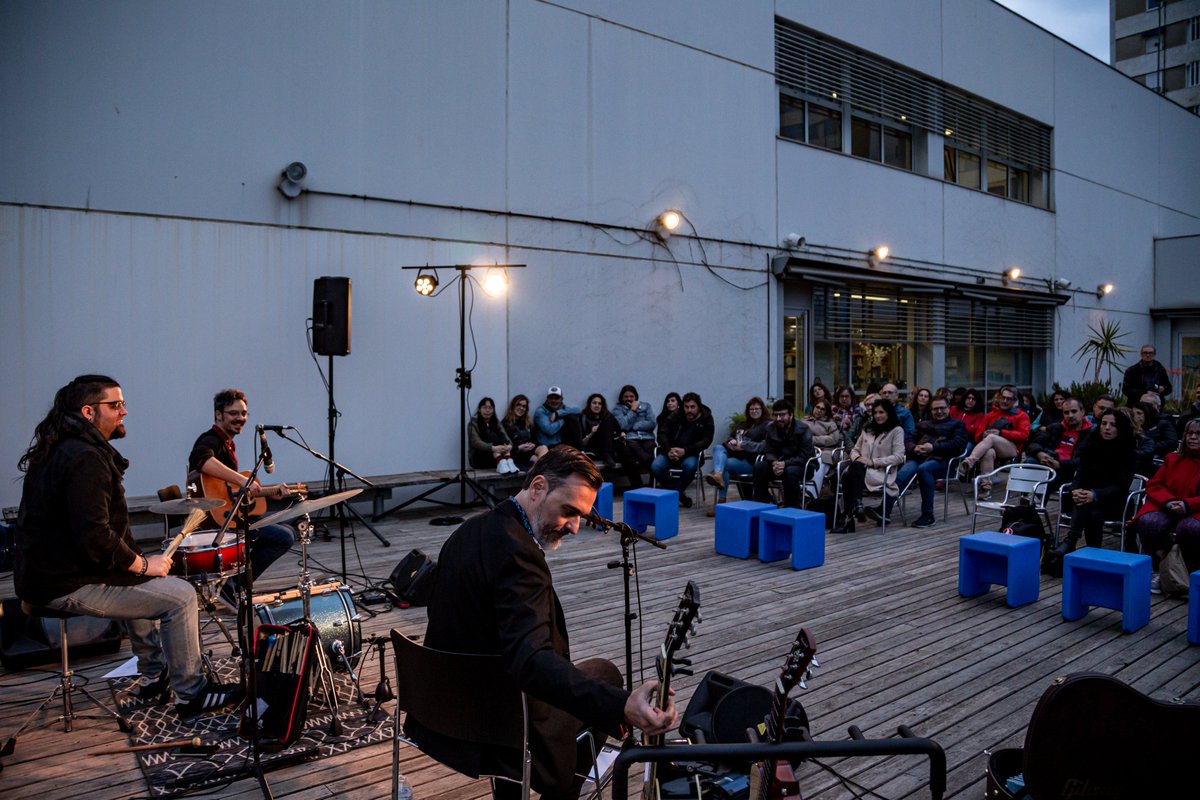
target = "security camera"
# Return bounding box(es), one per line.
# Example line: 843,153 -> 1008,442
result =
783,233 -> 806,248
278,162 -> 308,199
1053,278 -> 1072,290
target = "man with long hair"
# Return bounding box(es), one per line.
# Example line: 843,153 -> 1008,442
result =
15,375 -> 242,718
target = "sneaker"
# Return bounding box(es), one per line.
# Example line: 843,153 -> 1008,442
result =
129,668 -> 170,703
705,472 -> 725,489
175,680 -> 244,720
1150,574 -> 1162,595
912,513 -> 936,528
679,493 -> 694,508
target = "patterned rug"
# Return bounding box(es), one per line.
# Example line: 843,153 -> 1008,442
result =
108,658 -> 393,797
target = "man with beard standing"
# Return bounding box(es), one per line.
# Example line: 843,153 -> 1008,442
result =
406,446 -> 676,800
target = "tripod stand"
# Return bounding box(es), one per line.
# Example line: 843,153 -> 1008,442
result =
375,263 -> 524,521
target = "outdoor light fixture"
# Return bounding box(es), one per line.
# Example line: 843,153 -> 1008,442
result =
1096,283 -> 1114,299
482,267 -> 509,297
414,268 -> 439,296
868,245 -> 890,267
783,233 -> 806,248
1052,278 -> 1073,290
655,209 -> 682,241
277,161 -> 308,199
1002,267 -> 1021,285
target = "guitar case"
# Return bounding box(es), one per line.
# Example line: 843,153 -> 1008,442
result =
679,671 -> 810,772
985,672 -> 1200,799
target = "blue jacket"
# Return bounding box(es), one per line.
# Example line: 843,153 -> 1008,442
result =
909,416 -> 969,461
895,405 -> 916,438
533,402 -> 581,446
612,402 -> 656,441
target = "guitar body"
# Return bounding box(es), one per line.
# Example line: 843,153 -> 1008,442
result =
749,761 -> 800,800
198,471 -> 306,526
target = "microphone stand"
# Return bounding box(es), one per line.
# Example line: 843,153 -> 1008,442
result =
270,428 -> 389,583
583,512 -> 666,693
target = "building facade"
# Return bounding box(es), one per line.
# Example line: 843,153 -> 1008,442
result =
2,0 -> 1198,505
1112,0 -> 1200,114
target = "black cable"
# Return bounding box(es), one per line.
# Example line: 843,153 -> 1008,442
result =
808,757 -> 894,800
676,210 -> 768,291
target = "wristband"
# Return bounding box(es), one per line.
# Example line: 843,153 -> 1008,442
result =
137,554 -> 149,576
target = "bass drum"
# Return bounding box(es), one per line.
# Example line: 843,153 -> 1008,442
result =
253,582 -> 362,670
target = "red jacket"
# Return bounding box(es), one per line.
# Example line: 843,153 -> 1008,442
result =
980,406 -> 1030,449
952,409 -> 987,443
1134,451 -> 1200,521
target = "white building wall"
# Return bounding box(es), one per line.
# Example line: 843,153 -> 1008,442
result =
1,0 -> 1198,505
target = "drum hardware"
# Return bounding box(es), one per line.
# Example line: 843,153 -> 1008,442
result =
366,634 -> 393,723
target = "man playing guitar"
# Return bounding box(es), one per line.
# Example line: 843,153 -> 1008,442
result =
188,389 -> 296,602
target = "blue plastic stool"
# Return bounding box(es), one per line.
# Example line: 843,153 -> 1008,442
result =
1188,570 -> 1200,646
591,482 -> 613,520
713,500 -> 776,559
758,508 -> 825,569
622,488 -> 679,541
1062,548 -> 1151,633
958,532 -> 1041,608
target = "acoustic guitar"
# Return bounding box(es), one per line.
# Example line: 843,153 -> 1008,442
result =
747,628 -> 818,800
641,580 -> 701,800
198,470 -> 306,526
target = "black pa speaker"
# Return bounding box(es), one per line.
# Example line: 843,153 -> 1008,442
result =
312,276 -> 351,356
0,597 -> 124,671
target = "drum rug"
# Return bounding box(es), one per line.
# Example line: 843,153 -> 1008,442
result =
108,658 -> 393,797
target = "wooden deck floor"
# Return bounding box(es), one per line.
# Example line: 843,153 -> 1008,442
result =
1,489 -> 1197,800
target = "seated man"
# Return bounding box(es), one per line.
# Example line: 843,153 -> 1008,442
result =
1085,394 -> 1116,425
751,399 -> 816,509
890,396 -> 969,528
406,447 -> 676,800
1121,344 -> 1171,408
14,375 -> 242,719
879,383 -> 916,438
957,385 -> 1031,496
650,392 -> 714,507
1024,396 -> 1091,487
533,385 -> 583,449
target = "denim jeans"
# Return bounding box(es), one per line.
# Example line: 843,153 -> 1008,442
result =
249,523 -> 295,580
651,454 -> 698,493
894,458 -> 951,516
49,576 -> 205,701
710,445 -> 755,501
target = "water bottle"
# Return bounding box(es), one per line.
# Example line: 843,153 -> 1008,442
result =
395,774 -> 413,800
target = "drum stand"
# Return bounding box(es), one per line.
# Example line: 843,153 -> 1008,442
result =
290,511 -> 345,735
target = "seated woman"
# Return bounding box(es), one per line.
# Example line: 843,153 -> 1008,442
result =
1121,405 -> 1158,477
951,388 -> 987,442
805,399 -> 842,465
657,392 -> 681,431
468,396 -> 517,473
805,381 -> 831,415
1031,389 -> 1065,431
831,385 -> 863,449
1135,419 -> 1200,587
612,384 -> 656,473
908,386 -> 933,424
832,398 -> 905,533
501,394 -> 548,470
847,392 -> 880,448
957,385 -> 1030,496
580,393 -> 643,488
704,396 -> 768,515
1053,409 -> 1135,555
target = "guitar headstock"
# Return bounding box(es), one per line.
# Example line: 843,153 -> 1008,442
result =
778,627 -> 818,694
660,581 -> 701,672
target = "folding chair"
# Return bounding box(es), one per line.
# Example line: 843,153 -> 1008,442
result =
832,460 -> 899,533
969,463 -> 1055,534
1053,474 -> 1147,552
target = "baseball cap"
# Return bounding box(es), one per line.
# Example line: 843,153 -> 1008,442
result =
547,385 -> 562,397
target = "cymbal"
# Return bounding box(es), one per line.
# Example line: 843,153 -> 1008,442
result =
250,488 -> 364,529
148,497 -> 225,515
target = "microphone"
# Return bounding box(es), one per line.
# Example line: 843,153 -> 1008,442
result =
580,511 -> 668,550
257,424 -> 294,432
257,426 -> 275,474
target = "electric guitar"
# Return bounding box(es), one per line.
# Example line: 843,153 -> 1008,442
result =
198,470 -> 307,526
747,628 -> 818,800
641,581 -> 701,800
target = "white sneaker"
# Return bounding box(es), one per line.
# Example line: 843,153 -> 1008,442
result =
496,460 -> 512,474
1150,574 -> 1162,595
507,458 -> 520,474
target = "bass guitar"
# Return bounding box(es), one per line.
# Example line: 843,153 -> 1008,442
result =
641,580 -> 701,800
198,471 -> 307,526
747,628 -> 818,800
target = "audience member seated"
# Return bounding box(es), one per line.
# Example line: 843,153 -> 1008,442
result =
1024,396 -> 1091,487
502,394 -> 549,470
657,392 -> 681,431
908,386 -> 933,424
1118,406 -> 1157,478
1137,396 -> 1178,461
1018,390 -> 1041,422
751,399 -> 815,509
952,388 -> 988,442
831,398 -> 905,533
579,393 -> 643,488
1031,389 -> 1066,431
1121,344 -> 1172,408
805,399 -> 842,464
891,395 -> 969,528
880,383 -> 916,437
1135,419 -> 1200,590
651,392 -> 713,507
831,385 -> 863,448
1175,384 -> 1200,437
805,380 -> 832,415
705,396 -> 769,516
1085,394 -> 1115,426
848,393 -> 880,446
533,385 -> 583,448
612,384 -> 657,473
957,385 -> 1030,497
1052,409 -> 1136,556
468,396 -> 518,474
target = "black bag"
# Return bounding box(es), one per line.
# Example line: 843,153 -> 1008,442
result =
389,549 -> 437,606
999,502 -> 1060,577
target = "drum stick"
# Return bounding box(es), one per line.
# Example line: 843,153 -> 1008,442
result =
162,532 -> 187,560
162,510 -> 207,560
92,736 -> 202,755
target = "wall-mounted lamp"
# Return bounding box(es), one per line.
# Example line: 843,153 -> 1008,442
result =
1096,283 -> 1114,299
414,268 -> 439,296
482,267 -> 509,297
654,209 -> 682,242
1002,267 -> 1021,286
1052,278 -> 1073,290
782,233 -> 806,248
278,161 -> 308,199
868,245 -> 889,267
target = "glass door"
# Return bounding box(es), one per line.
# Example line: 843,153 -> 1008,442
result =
784,313 -> 808,410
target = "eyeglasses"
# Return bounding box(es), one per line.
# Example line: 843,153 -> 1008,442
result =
89,400 -> 127,411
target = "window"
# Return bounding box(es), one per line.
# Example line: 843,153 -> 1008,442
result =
851,117 -> 881,161
1189,61 -> 1200,88
1191,17 -> 1200,42
1145,71 -> 1162,91
1146,32 -> 1162,52
945,146 -> 981,190
987,160 -> 1008,196
883,127 -> 912,169
779,93 -> 842,151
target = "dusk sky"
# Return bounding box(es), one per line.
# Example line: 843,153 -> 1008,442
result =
995,0 -> 1110,62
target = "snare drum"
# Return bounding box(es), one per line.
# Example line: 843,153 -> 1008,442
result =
167,530 -> 246,578
253,582 -> 362,670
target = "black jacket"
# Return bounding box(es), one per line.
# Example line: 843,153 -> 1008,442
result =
1121,359 -> 1171,406
1070,431 -> 1136,517
656,405 -> 715,458
15,420 -> 146,605
1028,421 -> 1091,466
1145,417 -> 1179,458
909,417 -> 970,461
763,419 -> 816,467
